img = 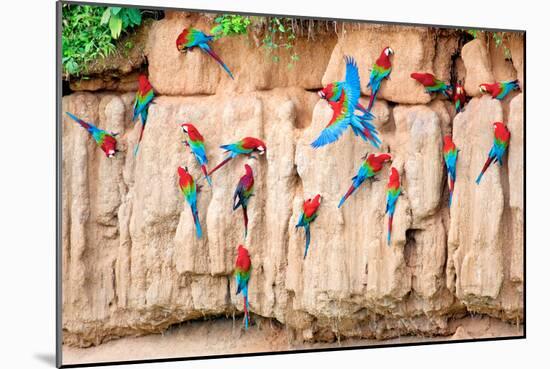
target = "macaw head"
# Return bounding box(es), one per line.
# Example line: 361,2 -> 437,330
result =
177,166 -> 190,178
410,72 -> 434,86
237,244 -> 249,257
493,122 -> 506,131
137,74 -> 151,91
244,164 -> 253,176
455,84 -> 464,95
252,138 -> 267,156
180,123 -> 195,135
383,47 -> 394,56
318,83 -> 338,101
389,167 -> 399,182
102,136 -> 118,158
313,194 -> 323,206
479,84 -> 490,93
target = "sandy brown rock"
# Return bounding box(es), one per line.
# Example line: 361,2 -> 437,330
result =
446,95 -> 522,320
146,15 -> 336,96
61,23 -> 524,348
462,39 -> 494,97
322,26 -> 459,104
509,33 -> 525,89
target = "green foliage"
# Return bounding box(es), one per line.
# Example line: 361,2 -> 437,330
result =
62,4 -> 142,76
211,14 -> 299,67
100,7 -> 142,39
211,14 -> 251,37
261,17 -> 299,67
467,29 -> 478,38
466,29 -> 512,60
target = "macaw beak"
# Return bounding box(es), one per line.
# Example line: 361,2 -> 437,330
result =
318,90 -> 326,99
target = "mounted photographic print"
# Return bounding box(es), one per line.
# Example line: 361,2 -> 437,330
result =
57,1 -> 525,367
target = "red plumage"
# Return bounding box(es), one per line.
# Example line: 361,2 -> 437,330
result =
303,194 -> 322,218
138,74 -> 152,93
177,166 -> 193,189
367,153 -> 392,171
241,137 -> 267,151
181,123 -> 204,142
236,245 -> 251,271
494,122 -> 511,142
376,48 -> 392,69
410,72 -> 436,86
175,29 -> 190,51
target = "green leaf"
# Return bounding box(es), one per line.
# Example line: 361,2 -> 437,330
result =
127,8 -> 142,25
100,8 -> 111,24
109,14 -> 123,39
110,7 -> 122,15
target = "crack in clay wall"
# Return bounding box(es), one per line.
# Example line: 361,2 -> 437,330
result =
61,12 -> 524,347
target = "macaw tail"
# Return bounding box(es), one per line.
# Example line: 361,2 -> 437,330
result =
199,43 -> 234,79
455,100 -> 461,113
442,84 -> 452,99
201,164 -> 212,186
475,156 -> 494,184
242,206 -> 248,239
448,177 -> 455,207
208,156 -> 232,176
303,224 -> 311,259
367,87 -> 379,111
338,184 -> 357,208
243,294 -> 250,330
133,123 -> 146,157
387,214 -> 393,246
191,206 -> 202,238
65,112 -> 92,131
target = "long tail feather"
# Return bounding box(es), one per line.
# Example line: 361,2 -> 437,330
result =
192,206 -> 202,238
338,184 -> 357,208
201,164 -> 212,186
475,156 -> 493,184
448,177 -> 455,206
367,88 -> 378,111
243,206 -> 248,239
387,215 -> 393,246
200,44 -> 234,79
243,294 -> 250,329
304,224 -> 311,259
65,112 -> 92,131
133,124 -> 145,157
208,156 -> 232,176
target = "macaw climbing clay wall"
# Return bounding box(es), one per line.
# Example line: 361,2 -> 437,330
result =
61,11 -> 524,348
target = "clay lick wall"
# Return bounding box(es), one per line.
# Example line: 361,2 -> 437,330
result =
61,12 -> 524,347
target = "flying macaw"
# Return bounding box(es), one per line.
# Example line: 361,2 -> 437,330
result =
410,72 -> 451,98
65,112 -> 119,158
177,166 -> 202,238
295,194 -> 322,259
208,137 -> 266,176
181,123 -> 212,186
479,80 -> 520,100
338,153 -> 392,208
475,122 -> 511,184
385,167 -> 401,246
176,28 -> 234,79
234,244 -> 252,329
132,74 -> 155,156
367,47 -> 393,111
452,81 -> 466,113
443,135 -> 458,206
233,164 -> 254,238
313,56 -> 381,149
